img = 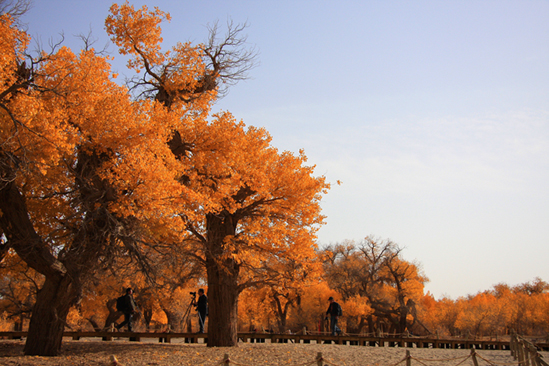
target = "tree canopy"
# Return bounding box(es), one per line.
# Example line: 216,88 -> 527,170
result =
0,2 -> 328,354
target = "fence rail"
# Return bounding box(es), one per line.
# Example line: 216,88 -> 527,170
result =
3,331 -> 547,351
2,331 -> 549,366
510,332 -> 549,366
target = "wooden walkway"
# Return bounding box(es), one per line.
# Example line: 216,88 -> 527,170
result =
3,331 -> 547,351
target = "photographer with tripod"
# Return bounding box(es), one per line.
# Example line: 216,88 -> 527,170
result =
192,289 -> 208,333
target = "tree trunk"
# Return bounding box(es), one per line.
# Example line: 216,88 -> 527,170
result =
201,211 -> 241,347
143,307 -> 153,331
24,274 -> 77,356
206,256 -> 239,347
348,316 -> 366,334
273,295 -> 290,333
367,315 -> 375,334
0,174 -> 76,356
104,299 -> 123,330
276,315 -> 287,334
162,308 -> 183,332
86,317 -> 101,331
0,145 -> 127,356
399,305 -> 409,334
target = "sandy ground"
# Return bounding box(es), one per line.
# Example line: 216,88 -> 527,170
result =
0,338 -> 543,366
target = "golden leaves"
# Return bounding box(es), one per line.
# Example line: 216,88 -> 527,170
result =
181,111 -> 329,255
2,5 -> 330,323
105,2 -> 216,112
0,14 -> 29,88
105,1 -> 170,68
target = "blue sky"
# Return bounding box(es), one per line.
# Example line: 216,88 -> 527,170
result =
21,1 -> 549,299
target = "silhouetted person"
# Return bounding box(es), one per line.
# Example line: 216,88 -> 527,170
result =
117,288 -> 137,332
325,296 -> 342,336
193,288 -> 208,333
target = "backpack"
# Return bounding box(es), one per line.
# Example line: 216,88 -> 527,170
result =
116,295 -> 126,312
336,303 -> 342,316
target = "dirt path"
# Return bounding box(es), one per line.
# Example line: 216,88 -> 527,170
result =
0,339 -> 530,366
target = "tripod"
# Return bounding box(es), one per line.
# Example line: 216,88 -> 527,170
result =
180,295 -> 196,332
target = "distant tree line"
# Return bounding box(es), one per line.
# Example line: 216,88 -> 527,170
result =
2,236 -> 548,339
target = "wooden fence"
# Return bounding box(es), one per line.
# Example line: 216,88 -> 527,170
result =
176,348 -> 546,366
510,332 -> 549,366
3,330 -> 545,351
2,331 -> 549,366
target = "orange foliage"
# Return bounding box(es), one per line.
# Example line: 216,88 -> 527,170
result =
0,251 -> 42,330
238,287 -> 275,332
420,279 -> 549,338
322,237 -> 428,334
5,2 -> 547,347
296,281 -> 340,331
1,3 -> 328,350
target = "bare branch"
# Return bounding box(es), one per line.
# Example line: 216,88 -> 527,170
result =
201,19 -> 259,98
75,26 -> 109,55
0,0 -> 32,20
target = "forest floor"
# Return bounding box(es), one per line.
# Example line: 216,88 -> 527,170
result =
0,338 -> 543,366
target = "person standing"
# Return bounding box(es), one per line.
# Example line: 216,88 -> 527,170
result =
117,288 -> 137,332
325,296 -> 342,336
194,288 -> 208,333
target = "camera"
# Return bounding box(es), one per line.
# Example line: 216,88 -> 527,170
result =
190,291 -> 196,296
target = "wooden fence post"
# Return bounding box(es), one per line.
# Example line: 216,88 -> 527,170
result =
536,353 -> 549,366
512,334 -> 549,366
524,341 -> 531,366
518,341 -> 527,366
527,343 -> 539,366
223,354 -> 230,364
406,350 -> 411,366
316,352 -> 324,366
512,330 -> 522,359
471,349 -> 479,366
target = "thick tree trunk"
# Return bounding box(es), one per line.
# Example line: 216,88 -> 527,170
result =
24,274 -> 77,356
104,298 -> 123,330
104,312 -> 123,330
143,307 -> 153,331
367,315 -> 375,334
1,146 -> 126,356
206,256 -> 239,347
161,308 -> 183,332
347,316 -> 366,334
399,305 -> 409,334
274,295 -> 290,333
87,317 -> 101,331
0,174 -> 75,356
0,162 -> 115,355
202,211 -> 241,347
